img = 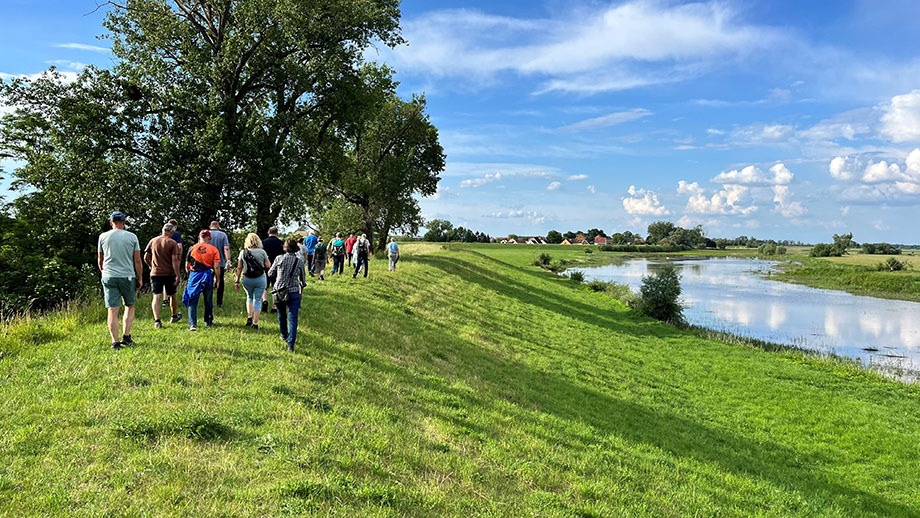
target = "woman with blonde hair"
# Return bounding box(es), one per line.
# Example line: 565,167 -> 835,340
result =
235,232 -> 271,329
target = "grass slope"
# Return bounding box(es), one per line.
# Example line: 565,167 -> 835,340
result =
1,244 -> 918,516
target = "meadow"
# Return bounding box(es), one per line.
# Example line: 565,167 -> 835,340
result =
1,243 -> 918,516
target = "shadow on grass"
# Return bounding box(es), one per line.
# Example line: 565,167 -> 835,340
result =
303,252 -> 913,515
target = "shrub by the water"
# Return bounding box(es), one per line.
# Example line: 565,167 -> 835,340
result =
637,263 -> 684,325
534,253 -> 552,267
880,257 -> 911,272
568,271 -> 585,282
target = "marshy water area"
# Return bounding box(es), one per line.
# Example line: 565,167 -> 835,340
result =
573,257 -> 920,378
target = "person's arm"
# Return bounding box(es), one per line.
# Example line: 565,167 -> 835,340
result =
143,244 -> 153,268
97,252 -> 104,272
172,247 -> 181,284
298,258 -> 305,292
133,250 -> 143,289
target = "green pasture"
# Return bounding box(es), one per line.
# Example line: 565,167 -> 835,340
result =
1,243 -> 918,516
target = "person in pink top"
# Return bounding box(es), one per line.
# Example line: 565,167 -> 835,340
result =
344,233 -> 357,267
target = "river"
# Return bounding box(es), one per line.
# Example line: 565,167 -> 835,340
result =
572,257 -> 920,376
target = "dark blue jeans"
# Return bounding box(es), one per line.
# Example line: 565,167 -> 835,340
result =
187,282 -> 214,327
277,291 -> 302,350
332,254 -> 344,275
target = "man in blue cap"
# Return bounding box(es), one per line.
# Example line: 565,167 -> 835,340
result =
97,211 -> 143,349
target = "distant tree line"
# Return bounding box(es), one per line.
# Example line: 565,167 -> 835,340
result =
422,219 -> 492,243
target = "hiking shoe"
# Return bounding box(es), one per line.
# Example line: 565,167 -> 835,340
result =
245,318 -> 253,327
121,335 -> 135,346
189,325 -> 197,332
251,324 -> 259,330
261,301 -> 268,313
170,314 -> 182,324
205,322 -> 213,328
154,319 -> 163,329
111,341 -> 122,350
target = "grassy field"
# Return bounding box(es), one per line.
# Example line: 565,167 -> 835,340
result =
773,252 -> 920,301
1,243 -> 918,516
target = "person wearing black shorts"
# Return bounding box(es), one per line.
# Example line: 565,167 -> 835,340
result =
144,223 -> 182,328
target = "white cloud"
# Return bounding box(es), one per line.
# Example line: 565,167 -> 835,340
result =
829,156 -> 854,181
677,180 -> 704,195
622,185 -> 670,215
546,181 -> 562,191
587,185 -> 596,194
383,1 -> 784,94
559,108 -> 651,132
486,210 -> 546,225
567,174 -> 589,181
54,43 -> 110,53
459,172 -> 503,188
840,206 -> 850,216
862,161 -> 902,183
684,184 -> 758,215
729,124 -> 796,146
880,90 -> 920,143
772,185 -> 807,217
0,70 -> 79,84
770,163 -> 794,185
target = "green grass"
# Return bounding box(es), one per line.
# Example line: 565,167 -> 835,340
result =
773,255 -> 920,301
1,243 -> 919,516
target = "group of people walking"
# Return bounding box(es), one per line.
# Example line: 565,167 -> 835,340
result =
97,211 -> 400,352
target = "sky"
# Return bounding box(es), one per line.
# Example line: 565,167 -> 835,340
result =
2,1 -> 920,243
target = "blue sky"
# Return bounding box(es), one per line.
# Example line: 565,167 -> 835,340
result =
3,1 -> 920,243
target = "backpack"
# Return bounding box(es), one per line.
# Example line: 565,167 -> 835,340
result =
331,240 -> 345,256
243,249 -> 265,278
357,238 -> 368,253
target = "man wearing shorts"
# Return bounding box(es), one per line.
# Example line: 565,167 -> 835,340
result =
98,211 -> 142,349
144,222 -> 181,328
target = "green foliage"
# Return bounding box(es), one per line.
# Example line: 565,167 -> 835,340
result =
809,243 -> 844,257
545,230 -> 563,244
637,263 -> 685,325
880,257 -> 911,272
833,232 -> 858,252
598,244 -> 682,253
862,243 -> 901,255
583,247 -> 594,254
535,253 -> 552,267
568,270 -> 585,283
757,243 -> 787,256
775,259 -> 920,300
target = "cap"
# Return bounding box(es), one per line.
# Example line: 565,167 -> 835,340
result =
110,211 -> 127,222
199,229 -> 211,238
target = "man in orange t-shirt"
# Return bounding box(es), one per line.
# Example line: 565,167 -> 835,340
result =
182,230 -> 221,330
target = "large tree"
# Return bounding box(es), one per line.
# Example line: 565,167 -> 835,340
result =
312,72 -> 444,250
2,0 -> 404,236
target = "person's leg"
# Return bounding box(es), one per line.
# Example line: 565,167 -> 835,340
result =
107,307 -> 121,343
123,305 -> 136,338
277,300 -> 289,341
251,278 -> 266,326
152,292 -> 162,321
203,282 -> 214,325
307,254 -> 314,275
362,256 -> 369,277
188,294 -> 199,328
215,265 -> 224,307
287,292 -> 301,351
169,293 -> 179,321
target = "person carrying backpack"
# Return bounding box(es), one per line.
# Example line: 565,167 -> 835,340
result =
314,236 -> 328,280
329,232 -> 346,275
352,233 -> 371,279
235,233 -> 271,329
387,236 -> 400,271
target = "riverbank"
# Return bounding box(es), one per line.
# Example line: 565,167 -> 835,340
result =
1,243 -> 918,515
772,255 -> 920,302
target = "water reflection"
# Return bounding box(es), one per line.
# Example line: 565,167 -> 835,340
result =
574,258 -> 920,374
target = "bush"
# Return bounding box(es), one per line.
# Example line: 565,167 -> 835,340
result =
583,247 -> 594,254
568,271 -> 585,282
636,263 -> 684,325
535,252 -> 552,267
809,243 -> 843,257
880,257 -> 911,271
547,259 -> 567,273
757,243 -> 787,256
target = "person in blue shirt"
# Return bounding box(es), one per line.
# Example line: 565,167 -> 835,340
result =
387,237 -> 400,271
303,230 -> 318,276
208,220 -> 231,308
